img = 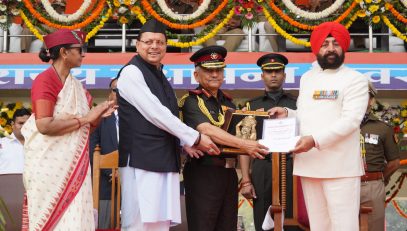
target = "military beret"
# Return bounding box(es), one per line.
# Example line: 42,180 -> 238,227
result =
256,53 -> 288,71
190,45 -> 227,69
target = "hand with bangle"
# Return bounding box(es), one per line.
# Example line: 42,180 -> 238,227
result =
193,133 -> 220,155
240,179 -> 257,199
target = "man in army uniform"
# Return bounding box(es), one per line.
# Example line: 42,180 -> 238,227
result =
181,45 -> 269,231
240,53 -> 298,231
360,82 -> 400,231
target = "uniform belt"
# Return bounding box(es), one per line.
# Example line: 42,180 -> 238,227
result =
361,172 -> 383,182
187,157 -> 236,168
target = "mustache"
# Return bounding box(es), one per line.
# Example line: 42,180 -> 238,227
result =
323,52 -> 339,58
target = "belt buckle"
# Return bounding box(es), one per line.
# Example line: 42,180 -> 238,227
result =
225,158 -> 236,168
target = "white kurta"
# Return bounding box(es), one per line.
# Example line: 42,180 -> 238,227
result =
0,134 -> 24,174
117,64 -> 198,227
288,62 -> 368,178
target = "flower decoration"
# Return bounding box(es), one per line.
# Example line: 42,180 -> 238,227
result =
234,0 -> 263,28
0,101 -> 26,138
21,0 -> 111,41
281,0 -> 347,20
155,0 -> 210,21
113,0 -> 137,25
358,0 -> 386,26
0,0 -> 23,30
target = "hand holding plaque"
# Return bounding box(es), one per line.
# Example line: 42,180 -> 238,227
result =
220,109 -> 269,157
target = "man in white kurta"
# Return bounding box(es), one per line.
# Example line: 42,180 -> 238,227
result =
117,19 -> 219,231
269,22 -> 368,231
0,108 -> 31,231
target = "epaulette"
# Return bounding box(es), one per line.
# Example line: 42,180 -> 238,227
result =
188,89 -> 203,95
222,91 -> 233,100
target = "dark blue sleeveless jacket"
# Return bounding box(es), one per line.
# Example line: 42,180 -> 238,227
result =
117,55 -> 180,172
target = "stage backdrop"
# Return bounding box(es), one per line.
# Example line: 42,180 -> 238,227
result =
0,52 -> 406,90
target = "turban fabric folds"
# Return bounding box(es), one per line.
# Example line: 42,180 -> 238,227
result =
310,22 -> 350,55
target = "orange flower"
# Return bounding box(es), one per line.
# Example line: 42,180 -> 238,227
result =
387,3 -> 407,24
22,0 -> 107,30
140,0 -> 229,30
119,16 -> 128,24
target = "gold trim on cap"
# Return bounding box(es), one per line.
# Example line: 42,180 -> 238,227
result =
261,62 -> 285,69
200,62 -> 226,69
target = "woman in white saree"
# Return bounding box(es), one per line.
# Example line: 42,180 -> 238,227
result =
21,29 -> 116,231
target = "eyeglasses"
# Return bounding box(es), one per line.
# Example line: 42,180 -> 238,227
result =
138,39 -> 166,47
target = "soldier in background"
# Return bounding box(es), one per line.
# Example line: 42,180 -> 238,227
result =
240,53 -> 298,231
360,82 -> 400,231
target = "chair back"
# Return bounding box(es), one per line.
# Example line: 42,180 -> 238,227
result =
92,145 -> 121,229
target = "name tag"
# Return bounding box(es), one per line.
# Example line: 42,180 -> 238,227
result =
365,133 -> 379,145
313,90 -> 339,100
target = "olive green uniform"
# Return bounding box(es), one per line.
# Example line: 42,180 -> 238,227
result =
360,114 -> 400,231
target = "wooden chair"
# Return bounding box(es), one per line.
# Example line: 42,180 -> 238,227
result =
92,145 -> 121,229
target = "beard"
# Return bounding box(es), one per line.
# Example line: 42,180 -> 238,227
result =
317,52 -> 345,70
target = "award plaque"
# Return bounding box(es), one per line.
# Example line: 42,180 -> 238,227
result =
220,109 -> 270,155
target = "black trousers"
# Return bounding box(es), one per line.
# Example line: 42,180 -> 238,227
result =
183,161 -> 238,231
252,157 -> 299,231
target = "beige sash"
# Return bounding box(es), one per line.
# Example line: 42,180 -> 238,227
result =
22,75 -> 91,231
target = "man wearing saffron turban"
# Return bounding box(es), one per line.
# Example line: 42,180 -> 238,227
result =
268,22 -> 369,231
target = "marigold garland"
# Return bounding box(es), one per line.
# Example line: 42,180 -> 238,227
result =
134,7 -> 235,48
344,12 -> 359,28
20,10 -> 44,41
263,7 -> 311,47
140,0 -> 229,30
20,1 -> 112,42
133,6 -> 146,24
335,1 -> 358,23
268,0 -> 357,31
386,3 -> 407,24
22,0 -> 106,29
382,15 -> 407,42
85,5 -> 113,42
392,200 -> 407,219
